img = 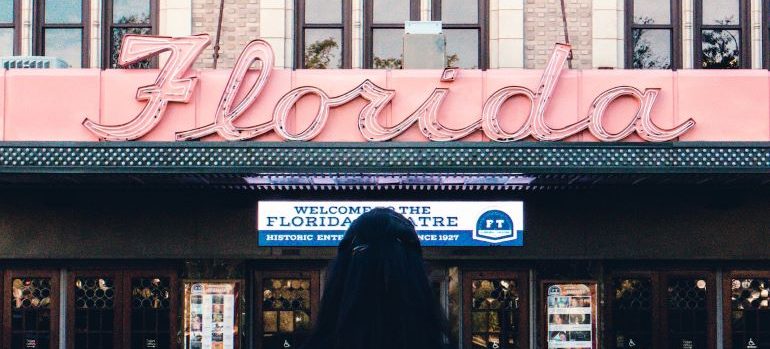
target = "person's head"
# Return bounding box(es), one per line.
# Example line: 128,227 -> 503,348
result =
301,208 -> 452,349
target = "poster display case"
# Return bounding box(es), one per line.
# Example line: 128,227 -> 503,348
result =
542,281 -> 598,349
183,280 -> 241,349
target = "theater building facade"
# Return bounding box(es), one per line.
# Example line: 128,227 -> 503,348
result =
4,0 -> 770,349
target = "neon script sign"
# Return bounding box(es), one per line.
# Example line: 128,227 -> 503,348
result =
82,34 -> 696,142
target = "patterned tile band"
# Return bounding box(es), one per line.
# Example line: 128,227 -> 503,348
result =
0,143 -> 766,173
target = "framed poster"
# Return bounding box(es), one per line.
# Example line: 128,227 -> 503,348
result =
183,280 -> 241,349
542,281 -> 598,349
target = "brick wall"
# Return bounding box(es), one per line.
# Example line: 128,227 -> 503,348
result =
524,0 -> 592,69
192,0 -> 261,69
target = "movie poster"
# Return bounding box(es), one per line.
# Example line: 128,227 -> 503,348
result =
185,282 -> 238,349
545,283 -> 597,349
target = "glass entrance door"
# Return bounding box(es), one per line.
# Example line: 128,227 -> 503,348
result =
725,271 -> 770,349
609,271 -> 715,349
255,270 -> 320,349
4,270 -> 60,349
462,271 -> 529,349
67,269 -> 178,349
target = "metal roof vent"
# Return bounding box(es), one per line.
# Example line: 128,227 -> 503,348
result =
0,56 -> 70,69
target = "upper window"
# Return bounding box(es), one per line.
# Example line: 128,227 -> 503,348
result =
0,0 -> 19,56
625,0 -> 681,69
431,0 -> 487,69
295,0 -> 351,69
694,0 -> 750,69
103,0 -> 157,69
34,0 -> 89,68
364,0 -> 419,69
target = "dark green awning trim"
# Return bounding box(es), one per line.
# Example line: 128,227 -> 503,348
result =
0,141 -> 767,174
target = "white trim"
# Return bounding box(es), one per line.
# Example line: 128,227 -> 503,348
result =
682,0 -> 694,68
591,0 -> 624,68
90,0 -> 101,68
352,0 -> 363,68
490,0 -> 524,68
752,0 -> 762,68
259,0 -> 290,68
20,0 -> 32,56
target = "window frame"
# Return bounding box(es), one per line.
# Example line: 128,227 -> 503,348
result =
693,0 -> 751,69
294,0 -> 352,69
363,0 -> 420,69
102,0 -> 159,69
33,0 -> 90,67
431,0 -> 489,70
624,0 -> 682,70
0,0 -> 21,55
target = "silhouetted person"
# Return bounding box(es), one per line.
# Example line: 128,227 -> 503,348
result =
301,208 -> 454,349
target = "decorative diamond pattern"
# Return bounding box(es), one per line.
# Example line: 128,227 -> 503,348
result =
0,143 -> 765,172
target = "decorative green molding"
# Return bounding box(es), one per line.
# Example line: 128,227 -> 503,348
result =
0,142 -> 766,174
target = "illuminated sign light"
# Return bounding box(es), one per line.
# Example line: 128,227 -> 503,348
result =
256,201 -> 524,247
82,34 -> 695,143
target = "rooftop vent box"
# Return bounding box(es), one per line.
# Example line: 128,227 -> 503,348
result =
402,21 -> 445,69
0,56 -> 70,69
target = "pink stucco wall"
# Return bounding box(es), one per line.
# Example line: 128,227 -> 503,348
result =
0,68 -> 766,142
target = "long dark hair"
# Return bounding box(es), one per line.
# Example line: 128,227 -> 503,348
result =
301,208 -> 453,349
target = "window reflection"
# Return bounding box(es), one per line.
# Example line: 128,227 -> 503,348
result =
109,27 -> 152,68
633,0 -> 670,24
632,29 -> 672,69
440,0 -> 478,24
113,0 -> 151,23
0,0 -> 13,23
373,0 -> 410,23
702,0 -> 740,25
731,278 -> 770,348
373,28 -> 403,69
470,279 -> 520,349
304,29 -> 343,69
107,0 -> 153,69
44,0 -> 82,24
445,29 -> 479,69
701,29 -> 740,68
305,0 -> 342,24
0,28 -> 13,56
44,29 -> 82,67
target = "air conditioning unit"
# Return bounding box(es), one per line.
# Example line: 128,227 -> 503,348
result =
0,56 -> 70,69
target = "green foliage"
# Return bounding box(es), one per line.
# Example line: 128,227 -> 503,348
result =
446,54 -> 459,68
304,38 -> 339,69
701,19 -> 740,69
632,17 -> 671,69
373,56 -> 402,69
